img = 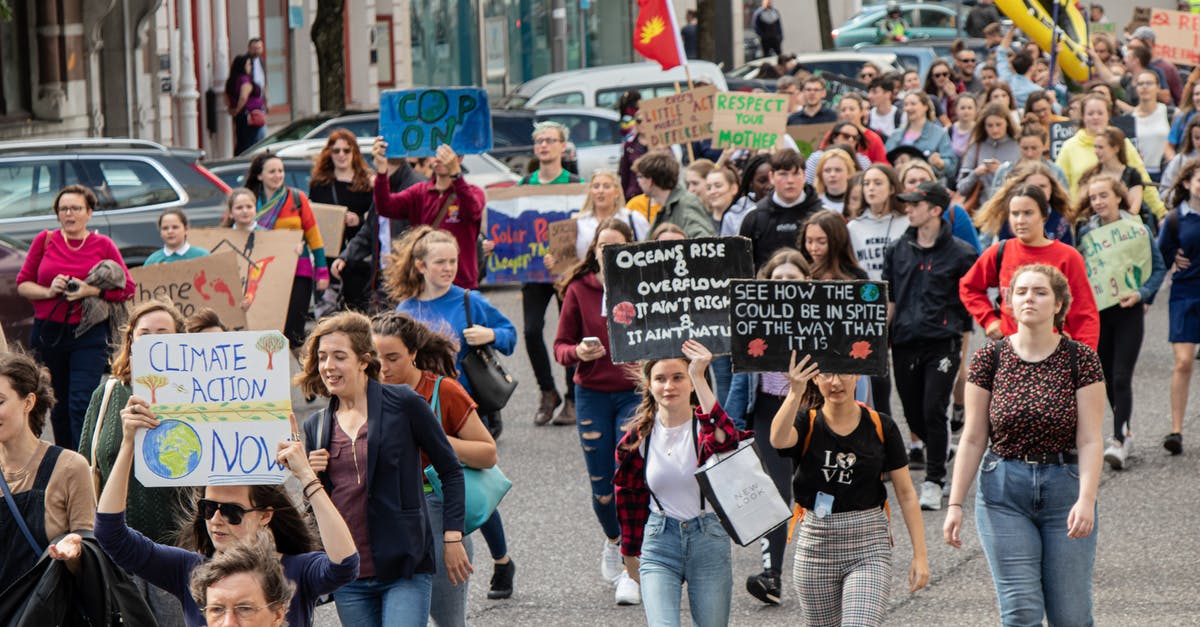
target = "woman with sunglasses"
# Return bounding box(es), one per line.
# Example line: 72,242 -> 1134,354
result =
835,93 -> 889,164
925,59 -> 963,127
310,129 -> 377,312
94,400 -> 360,627
804,122 -> 871,184
856,62 -> 881,86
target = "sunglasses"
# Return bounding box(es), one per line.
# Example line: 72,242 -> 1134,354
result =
329,147 -> 353,154
198,499 -> 267,525
835,131 -> 861,141
958,57 -> 976,63
933,72 -> 951,78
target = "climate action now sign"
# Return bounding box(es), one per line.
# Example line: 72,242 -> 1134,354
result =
712,92 -> 789,150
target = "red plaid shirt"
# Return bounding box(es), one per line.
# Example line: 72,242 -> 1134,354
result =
613,403 -> 750,557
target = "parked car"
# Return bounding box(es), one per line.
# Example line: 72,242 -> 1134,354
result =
0,138 -> 231,266
833,3 -> 970,49
243,110 -> 374,155
498,61 -> 728,109
205,156 -> 314,191
0,233 -> 34,348
853,39 -> 990,80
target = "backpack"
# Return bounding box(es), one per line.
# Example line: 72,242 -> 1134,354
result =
785,402 -> 891,543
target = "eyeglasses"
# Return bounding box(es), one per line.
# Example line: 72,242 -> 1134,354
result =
816,373 -> 855,383
533,137 -> 562,145
858,73 -> 876,80
202,603 -> 278,621
56,205 -> 89,214
198,499 -> 267,525
329,147 -> 353,154
933,71 -> 951,78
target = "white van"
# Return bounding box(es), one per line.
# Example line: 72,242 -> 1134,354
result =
500,61 -> 728,110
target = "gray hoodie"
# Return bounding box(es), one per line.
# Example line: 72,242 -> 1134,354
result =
957,136 -> 1021,204
848,209 -> 910,281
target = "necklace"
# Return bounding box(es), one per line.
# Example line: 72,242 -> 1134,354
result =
62,230 -> 90,251
0,441 -> 42,482
657,419 -> 690,456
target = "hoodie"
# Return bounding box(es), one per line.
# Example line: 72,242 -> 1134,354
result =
739,185 -> 824,268
715,196 -> 757,237
883,219 -> 978,345
847,209 -> 911,281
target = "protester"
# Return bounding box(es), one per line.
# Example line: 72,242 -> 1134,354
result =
850,164 -> 910,283
976,161 -> 1076,246
619,115 -> 652,199
704,166 -> 756,237
16,184 -> 135,451
957,103 -> 1020,206
770,352 -> 929,626
185,308 -> 228,334
371,138 -> 485,290
614,340 -> 748,625
553,218 -> 643,605
1078,126 -> 1147,219
812,148 -> 859,215
965,0 -> 1001,38
959,185 -> 1100,349
225,53 -> 266,155
740,150 -> 823,268
983,82 -> 1022,127
866,76 -> 906,144
945,264 -> 1104,627
309,129 -> 376,312
898,160 -> 981,252
835,93 -> 889,163
1121,70 -> 1171,181
371,312 -> 502,623
995,28 -> 1041,109
1163,116 -> 1200,192
96,398 -> 359,626
843,172 -> 865,220
0,352 -> 94,591
1024,91 -> 1067,130
633,150 -> 715,238
144,209 -> 210,265
925,59 -> 963,126
949,94 -> 979,160
789,76 -> 838,126
1074,175 -> 1166,469
1129,26 -> 1183,106
1056,94 -> 1158,210
884,91 -> 957,183
885,181 -> 979,510
804,123 -> 872,184
684,160 -> 715,197
296,312 -> 464,625
738,154 -> 774,204
954,45 -> 984,94
1159,160 -> 1200,455
651,223 -> 687,241
992,118 -> 1070,191
802,210 -> 869,281
188,531 -> 293,627
223,187 -> 259,232
245,153 -> 331,348
78,300 -> 189,625
1167,76 -> 1200,154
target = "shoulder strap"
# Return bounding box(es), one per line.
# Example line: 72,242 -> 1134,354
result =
432,189 -> 457,229
89,378 -> 120,472
429,375 -> 444,419
643,418 -> 706,513
33,446 -> 62,490
568,173 -> 582,183
801,409 -> 818,455
462,290 -> 474,327
0,448 -> 59,556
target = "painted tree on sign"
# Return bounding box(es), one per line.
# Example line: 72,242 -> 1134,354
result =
135,374 -> 169,404
255,334 -> 287,370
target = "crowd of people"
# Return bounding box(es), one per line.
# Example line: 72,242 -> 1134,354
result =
3,14 -> 1200,627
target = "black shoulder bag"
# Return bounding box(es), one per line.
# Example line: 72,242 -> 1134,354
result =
460,291 -> 517,414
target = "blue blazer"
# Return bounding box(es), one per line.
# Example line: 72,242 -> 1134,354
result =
304,379 -> 464,581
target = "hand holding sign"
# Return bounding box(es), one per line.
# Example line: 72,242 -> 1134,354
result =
120,395 -> 160,445
277,414 -> 316,484
372,136 -> 389,172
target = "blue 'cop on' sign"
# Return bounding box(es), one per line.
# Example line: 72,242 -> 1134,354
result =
379,87 -> 493,158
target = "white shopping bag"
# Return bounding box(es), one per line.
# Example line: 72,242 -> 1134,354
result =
694,438 -> 792,546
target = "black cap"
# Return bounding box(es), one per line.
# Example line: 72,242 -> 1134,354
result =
896,180 -> 951,210
885,145 -> 928,165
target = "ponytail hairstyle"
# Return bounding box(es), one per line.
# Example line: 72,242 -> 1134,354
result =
382,226 -> 460,302
370,311 -> 459,378
556,218 -> 634,298
0,351 -> 56,438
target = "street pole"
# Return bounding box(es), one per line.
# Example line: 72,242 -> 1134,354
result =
551,0 -> 567,72
212,0 -> 233,157
177,0 -> 200,148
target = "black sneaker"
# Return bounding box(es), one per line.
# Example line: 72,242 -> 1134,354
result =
1163,432 -> 1183,456
908,447 -> 926,470
950,405 -> 965,433
488,559 -> 515,599
746,570 -> 781,605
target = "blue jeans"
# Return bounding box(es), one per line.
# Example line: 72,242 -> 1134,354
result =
639,511 -> 732,627
575,386 -> 640,540
332,573 -> 434,627
30,319 -> 109,451
975,453 -> 1097,627
426,493 -> 474,627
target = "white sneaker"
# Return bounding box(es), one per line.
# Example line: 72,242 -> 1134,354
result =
615,571 -> 642,605
1104,439 -> 1127,470
600,539 -> 623,583
919,481 -> 943,511
1123,428 -> 1134,458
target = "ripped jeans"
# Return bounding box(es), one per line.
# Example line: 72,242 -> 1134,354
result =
575,385 -> 641,540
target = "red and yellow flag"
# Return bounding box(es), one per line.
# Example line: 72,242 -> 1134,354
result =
633,0 -> 685,71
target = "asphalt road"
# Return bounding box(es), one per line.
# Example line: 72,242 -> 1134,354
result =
300,283 -> 1197,627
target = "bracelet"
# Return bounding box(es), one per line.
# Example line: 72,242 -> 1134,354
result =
302,478 -> 322,500
947,503 -> 963,509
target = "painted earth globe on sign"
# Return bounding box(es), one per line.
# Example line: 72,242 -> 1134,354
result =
142,419 -> 202,479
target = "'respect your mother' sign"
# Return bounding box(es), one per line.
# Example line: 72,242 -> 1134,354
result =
1077,218 -> 1153,311
131,331 -> 293,487
602,237 -> 754,363
483,184 -> 587,284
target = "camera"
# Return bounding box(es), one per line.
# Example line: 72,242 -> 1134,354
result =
65,279 -> 80,294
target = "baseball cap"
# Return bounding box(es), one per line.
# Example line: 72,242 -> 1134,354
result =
896,180 -> 951,210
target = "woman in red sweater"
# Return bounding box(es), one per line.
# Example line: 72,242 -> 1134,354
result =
959,185 -> 1100,349
553,217 -> 641,605
16,185 -> 134,451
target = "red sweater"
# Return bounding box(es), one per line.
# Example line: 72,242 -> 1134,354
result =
17,230 -> 135,324
554,272 -> 638,392
958,239 -> 1100,349
863,128 -> 888,164
374,173 -> 484,289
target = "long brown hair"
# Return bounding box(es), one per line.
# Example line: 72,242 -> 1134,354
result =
110,300 -> 187,385
370,312 -> 459,378
620,358 -> 692,451
1074,174 -> 1130,224
176,485 -> 317,558
1167,158 -> 1200,208
382,226 -> 459,302
968,102 -> 1017,149
309,129 -> 373,192
863,164 -> 905,217
758,247 -> 810,279
293,311 -> 382,399
974,161 -> 1073,235
802,210 -> 864,280
556,218 -> 635,297
1079,126 -> 1131,188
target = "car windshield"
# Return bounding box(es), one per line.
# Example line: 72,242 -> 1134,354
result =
247,116 -> 335,151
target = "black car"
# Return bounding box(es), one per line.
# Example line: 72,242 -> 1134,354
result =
0,139 -> 231,266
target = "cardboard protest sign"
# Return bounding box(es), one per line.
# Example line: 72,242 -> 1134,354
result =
131,330 -> 293,487
309,202 -> 348,258
639,85 -> 718,149
547,219 -> 580,274
1078,218 -> 1154,311
787,123 -> 837,159
187,229 -> 301,332
1048,120 -> 1078,161
602,237 -> 754,363
483,184 -> 587,283
712,92 -> 790,150
380,87 -> 493,157
1150,9 -> 1200,66
730,280 -> 890,376
129,252 -> 248,330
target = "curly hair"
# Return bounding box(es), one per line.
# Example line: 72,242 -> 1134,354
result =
189,530 -> 295,615
309,129 -> 373,192
974,161 -> 1073,236
293,311 -> 382,399
110,300 -> 188,385
556,218 -> 635,298
0,351 -> 55,437
382,226 -> 459,302
1167,158 -> 1200,208
371,311 -> 459,379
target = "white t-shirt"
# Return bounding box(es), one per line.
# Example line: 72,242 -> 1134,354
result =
869,105 -> 906,140
1133,104 -> 1170,173
646,419 -> 702,522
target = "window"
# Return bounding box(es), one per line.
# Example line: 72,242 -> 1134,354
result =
0,161 -> 68,219
311,117 -> 379,140
536,92 -> 584,106
915,8 -> 954,29
540,114 -> 620,148
491,115 -> 536,149
376,17 -> 395,87
84,160 -> 180,210
261,0 -> 291,112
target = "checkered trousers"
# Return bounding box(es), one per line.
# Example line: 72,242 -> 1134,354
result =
792,507 -> 893,627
